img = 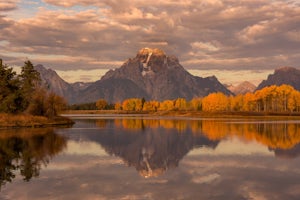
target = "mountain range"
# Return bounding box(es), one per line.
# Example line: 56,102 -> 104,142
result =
34,48 -> 300,104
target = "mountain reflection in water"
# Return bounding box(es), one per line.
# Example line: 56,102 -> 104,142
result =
0,128 -> 67,189
85,118 -> 300,177
89,119 -> 218,178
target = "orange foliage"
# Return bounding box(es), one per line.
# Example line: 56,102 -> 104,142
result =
159,100 -> 175,111
122,98 -> 143,111
202,92 -> 228,112
115,84 -> 300,113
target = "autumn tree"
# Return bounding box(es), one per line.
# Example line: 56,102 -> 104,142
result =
26,88 -> 67,118
202,92 -> 229,112
45,92 -> 67,118
174,98 -> 187,111
142,100 -> 160,111
96,99 -> 108,110
122,98 -> 143,111
159,100 -> 175,111
242,93 -> 256,111
189,98 -> 202,111
252,85 -> 300,112
114,102 -> 122,110
26,87 -> 47,116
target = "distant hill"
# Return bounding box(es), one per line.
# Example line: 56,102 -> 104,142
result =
227,81 -> 256,95
35,48 -> 233,104
257,67 -> 300,91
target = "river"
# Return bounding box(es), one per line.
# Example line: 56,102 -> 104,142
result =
1,115 -> 300,199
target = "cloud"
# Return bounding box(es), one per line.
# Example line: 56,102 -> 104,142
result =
2,145 -> 300,200
188,137 -> 274,156
1,0 -> 299,75
0,0 -> 18,11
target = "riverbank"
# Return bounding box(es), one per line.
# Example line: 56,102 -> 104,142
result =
63,109 -> 300,117
0,113 -> 74,128
62,110 -> 300,120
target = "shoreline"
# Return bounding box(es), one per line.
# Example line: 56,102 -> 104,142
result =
2,110 -> 300,128
0,114 -> 74,128
61,110 -> 300,121
62,110 -> 300,116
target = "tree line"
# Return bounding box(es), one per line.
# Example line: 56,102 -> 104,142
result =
93,84 -> 300,113
0,59 -> 66,118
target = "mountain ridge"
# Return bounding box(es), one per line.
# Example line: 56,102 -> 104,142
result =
36,62 -> 300,105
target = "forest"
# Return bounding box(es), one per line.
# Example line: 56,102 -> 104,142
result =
0,59 -> 66,118
2,59 -> 300,115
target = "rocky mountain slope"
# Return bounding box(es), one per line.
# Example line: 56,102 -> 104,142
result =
35,64 -> 76,102
227,81 -> 256,95
35,65 -> 90,103
78,48 -> 232,103
35,48 -> 233,104
257,67 -> 300,91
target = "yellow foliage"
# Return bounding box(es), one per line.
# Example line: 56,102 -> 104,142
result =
96,99 -> 108,110
142,101 -> 160,111
117,84 -> 300,113
190,97 -> 202,111
174,98 -> 187,111
202,92 -> 228,112
122,98 -> 143,111
159,100 -> 175,111
114,102 -> 122,110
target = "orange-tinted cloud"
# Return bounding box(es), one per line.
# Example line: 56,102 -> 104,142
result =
0,0 -> 18,11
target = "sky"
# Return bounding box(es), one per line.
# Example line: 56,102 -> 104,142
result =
0,0 -> 300,85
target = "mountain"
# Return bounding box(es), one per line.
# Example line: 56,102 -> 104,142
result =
35,48 -> 232,104
257,67 -> 300,91
35,65 -> 93,103
34,64 -> 76,102
227,81 -> 256,95
77,48 -> 232,103
71,82 -> 92,92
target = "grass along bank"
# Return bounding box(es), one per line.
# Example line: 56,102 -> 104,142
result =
0,113 -> 74,128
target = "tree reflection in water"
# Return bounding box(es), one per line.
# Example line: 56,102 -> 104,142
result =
92,118 -> 300,177
0,128 -> 67,189
200,120 -> 300,149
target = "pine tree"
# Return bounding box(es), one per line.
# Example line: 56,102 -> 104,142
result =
0,59 -> 23,113
19,60 -> 41,111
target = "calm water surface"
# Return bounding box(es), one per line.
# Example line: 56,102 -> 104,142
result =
1,115 -> 300,200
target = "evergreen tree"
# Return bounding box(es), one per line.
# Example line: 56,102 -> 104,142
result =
0,59 -> 23,113
19,60 -> 41,111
